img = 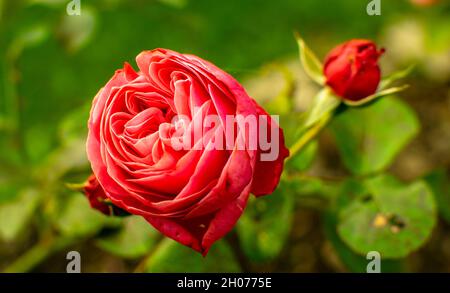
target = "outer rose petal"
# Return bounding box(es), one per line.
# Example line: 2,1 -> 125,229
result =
87,65 -> 141,200
200,187 -> 250,254
251,103 -> 290,196
144,187 -> 250,255
344,66 -> 381,100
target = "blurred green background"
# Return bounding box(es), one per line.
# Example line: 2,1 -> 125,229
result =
0,0 -> 449,272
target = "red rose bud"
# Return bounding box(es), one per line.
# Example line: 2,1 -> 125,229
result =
323,39 -> 385,101
83,175 -> 130,216
83,174 -> 112,215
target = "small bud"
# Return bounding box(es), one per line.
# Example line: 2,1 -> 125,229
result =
323,39 -> 385,101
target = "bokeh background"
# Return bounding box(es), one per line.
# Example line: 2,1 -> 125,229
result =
0,0 -> 449,272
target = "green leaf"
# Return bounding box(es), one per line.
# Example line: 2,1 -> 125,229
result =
337,175 -> 437,259
55,193 -> 119,238
237,184 -> 294,262
295,33 -> 325,85
343,85 -> 410,107
333,179 -> 369,211
323,212 -> 405,272
96,216 -> 159,259
330,97 -> 419,175
0,188 -> 41,241
145,239 -> 241,272
379,65 -> 415,90
424,170 -> 450,224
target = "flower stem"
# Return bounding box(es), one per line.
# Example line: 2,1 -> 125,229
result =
288,113 -> 331,160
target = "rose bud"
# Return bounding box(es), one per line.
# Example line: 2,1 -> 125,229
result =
83,174 -> 111,215
86,49 -> 289,255
323,39 -> 385,101
83,174 -> 130,216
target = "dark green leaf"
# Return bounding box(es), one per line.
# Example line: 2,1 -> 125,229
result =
337,175 -> 437,259
330,97 -> 419,175
323,212 -> 405,272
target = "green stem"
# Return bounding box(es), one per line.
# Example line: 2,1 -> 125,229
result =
288,113 -> 331,160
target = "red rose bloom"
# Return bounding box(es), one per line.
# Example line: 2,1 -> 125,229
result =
86,48 -> 289,255
324,39 -> 385,101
